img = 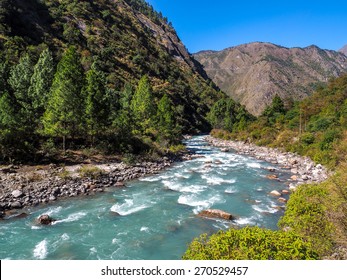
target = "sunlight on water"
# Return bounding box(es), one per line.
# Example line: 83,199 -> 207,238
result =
0,136 -> 292,260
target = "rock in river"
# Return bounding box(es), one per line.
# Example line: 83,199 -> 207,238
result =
198,209 -> 234,220
37,214 -> 56,225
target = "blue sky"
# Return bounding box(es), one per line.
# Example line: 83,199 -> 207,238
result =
145,0 -> 347,53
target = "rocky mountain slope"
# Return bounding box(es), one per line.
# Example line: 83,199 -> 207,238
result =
194,42 -> 347,116
339,45 -> 347,56
0,0 -> 221,132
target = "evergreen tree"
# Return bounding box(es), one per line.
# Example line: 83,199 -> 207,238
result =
85,63 -> 109,143
28,48 -> 55,118
8,53 -> 34,121
114,83 -> 134,135
156,93 -> 176,142
130,75 -> 156,134
42,46 -> 85,152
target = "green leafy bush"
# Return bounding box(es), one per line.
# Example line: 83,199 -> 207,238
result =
183,227 -> 318,260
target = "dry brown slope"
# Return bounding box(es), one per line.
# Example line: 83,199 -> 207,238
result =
194,42 -> 347,116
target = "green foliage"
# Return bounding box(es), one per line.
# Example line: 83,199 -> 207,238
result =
85,63 -> 110,141
208,98 -> 253,132
28,48 -> 55,118
42,46 -> 85,151
78,165 -> 104,179
262,95 -> 286,124
130,75 -> 156,134
183,227 -> 318,260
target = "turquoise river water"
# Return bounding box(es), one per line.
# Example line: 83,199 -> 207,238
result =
0,136 -> 292,260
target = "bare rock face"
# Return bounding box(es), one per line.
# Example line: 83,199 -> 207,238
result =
339,45 -> 347,56
37,214 -> 55,225
194,42 -> 347,116
198,209 -> 234,220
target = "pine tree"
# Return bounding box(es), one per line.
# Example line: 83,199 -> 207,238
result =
85,63 -> 109,143
42,46 -> 85,152
28,48 -> 55,119
156,93 -> 176,142
8,53 -> 33,120
114,83 -> 134,135
130,75 -> 155,134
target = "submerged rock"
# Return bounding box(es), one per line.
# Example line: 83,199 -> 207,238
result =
198,209 -> 234,220
37,214 -> 56,225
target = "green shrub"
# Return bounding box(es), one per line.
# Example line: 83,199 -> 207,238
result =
300,132 -> 315,145
278,184 -> 334,256
183,227 -> 318,260
78,165 -> 104,179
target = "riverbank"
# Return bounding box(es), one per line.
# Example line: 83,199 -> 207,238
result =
0,153 -> 194,218
206,136 -> 329,188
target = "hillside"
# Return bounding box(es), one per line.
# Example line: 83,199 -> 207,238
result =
0,0 -> 226,162
194,42 -> 347,116
340,45 -> 347,56
0,0 -> 222,131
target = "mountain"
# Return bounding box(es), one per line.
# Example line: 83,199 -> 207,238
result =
339,45 -> 347,56
194,42 -> 347,116
0,0 -> 221,133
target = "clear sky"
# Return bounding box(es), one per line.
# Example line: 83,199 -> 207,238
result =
145,0 -> 347,53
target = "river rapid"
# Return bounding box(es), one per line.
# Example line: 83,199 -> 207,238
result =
0,136 -> 292,260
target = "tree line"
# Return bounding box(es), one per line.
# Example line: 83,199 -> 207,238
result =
0,46 -> 180,162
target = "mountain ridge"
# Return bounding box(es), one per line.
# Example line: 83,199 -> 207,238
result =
194,42 -> 347,116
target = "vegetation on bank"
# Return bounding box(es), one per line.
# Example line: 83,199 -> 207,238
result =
184,74 -> 347,260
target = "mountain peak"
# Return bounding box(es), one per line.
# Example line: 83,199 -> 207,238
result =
339,45 -> 347,56
194,43 -> 347,116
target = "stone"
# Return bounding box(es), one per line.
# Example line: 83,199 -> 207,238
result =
291,168 -> 299,174
49,195 -> 57,201
37,214 -> 55,225
198,209 -> 234,220
214,160 -> 222,164
11,190 -> 23,198
220,148 -> 230,152
282,189 -> 290,194
278,197 -> 287,203
115,182 -> 125,187
290,175 -> 298,180
266,174 -> 278,180
269,190 -> 281,197
11,201 -> 22,209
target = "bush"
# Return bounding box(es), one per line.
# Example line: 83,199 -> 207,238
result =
78,165 -> 104,179
183,227 -> 318,260
300,132 -> 315,145
278,184 -> 334,256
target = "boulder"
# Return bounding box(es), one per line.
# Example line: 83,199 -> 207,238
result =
37,214 -> 56,225
281,189 -> 290,194
115,182 -> 125,187
290,175 -> 298,180
12,190 -> 24,198
11,201 -> 22,209
269,190 -> 281,197
266,174 -> 278,180
198,209 -> 234,220
220,148 -> 230,152
278,197 -> 287,203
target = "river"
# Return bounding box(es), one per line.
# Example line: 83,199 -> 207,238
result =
0,136 -> 291,260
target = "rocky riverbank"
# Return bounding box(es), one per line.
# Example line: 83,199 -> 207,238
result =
0,154 -> 193,218
206,136 -> 329,188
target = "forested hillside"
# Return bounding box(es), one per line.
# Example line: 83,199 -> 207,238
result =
0,0 -> 228,162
